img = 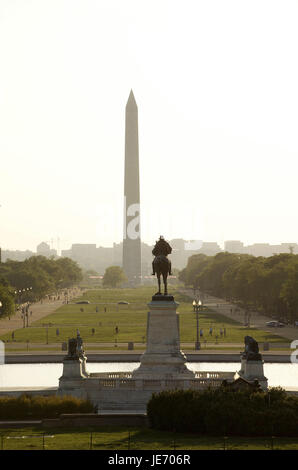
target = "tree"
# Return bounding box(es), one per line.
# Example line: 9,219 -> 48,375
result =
0,284 -> 15,317
280,258 -> 298,322
180,254 -> 210,288
0,256 -> 83,303
103,266 -> 127,288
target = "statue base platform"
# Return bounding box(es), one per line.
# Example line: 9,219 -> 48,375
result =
58,357 -> 88,396
132,297 -> 194,379
152,294 -> 174,302
235,356 -> 268,390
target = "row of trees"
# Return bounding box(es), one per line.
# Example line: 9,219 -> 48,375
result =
0,256 -> 83,317
179,252 -> 298,322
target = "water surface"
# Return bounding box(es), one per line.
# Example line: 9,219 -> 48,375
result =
0,362 -> 297,390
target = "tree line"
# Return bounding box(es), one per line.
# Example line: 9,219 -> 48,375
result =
0,256 -> 83,317
179,252 -> 298,323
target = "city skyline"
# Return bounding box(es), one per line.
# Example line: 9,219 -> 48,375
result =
2,238 -> 298,276
1,1 -> 298,252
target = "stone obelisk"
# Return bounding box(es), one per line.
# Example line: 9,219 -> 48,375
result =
123,90 -> 141,285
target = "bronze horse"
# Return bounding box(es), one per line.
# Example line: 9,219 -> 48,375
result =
152,236 -> 172,296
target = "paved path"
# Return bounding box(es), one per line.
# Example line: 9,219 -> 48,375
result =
179,288 -> 298,342
0,287 -> 82,336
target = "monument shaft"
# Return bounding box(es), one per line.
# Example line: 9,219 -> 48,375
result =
123,90 -> 141,284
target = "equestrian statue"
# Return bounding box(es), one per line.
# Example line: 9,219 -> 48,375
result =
152,236 -> 172,296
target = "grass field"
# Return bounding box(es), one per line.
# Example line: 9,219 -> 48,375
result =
0,425 -> 298,450
0,287 -> 289,349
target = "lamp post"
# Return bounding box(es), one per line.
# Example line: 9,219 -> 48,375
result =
15,287 -> 32,308
193,299 -> 202,350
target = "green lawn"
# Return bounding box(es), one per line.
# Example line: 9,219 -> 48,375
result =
0,286 -> 289,348
0,426 -> 298,450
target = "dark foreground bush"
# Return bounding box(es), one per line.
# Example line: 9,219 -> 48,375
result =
147,387 -> 298,437
0,394 -> 95,419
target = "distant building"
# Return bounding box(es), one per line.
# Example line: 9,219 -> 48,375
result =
230,242 -> 298,257
61,249 -> 72,258
224,240 -> 244,253
70,244 -> 98,270
61,244 -> 114,273
244,243 -> 272,257
36,242 -> 57,258
184,240 -> 203,251
278,243 -> 298,254
1,249 -> 35,262
198,242 -> 222,256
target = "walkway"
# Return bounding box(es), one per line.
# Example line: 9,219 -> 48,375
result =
0,287 -> 82,336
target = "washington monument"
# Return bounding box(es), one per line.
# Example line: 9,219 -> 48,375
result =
122,90 -> 141,284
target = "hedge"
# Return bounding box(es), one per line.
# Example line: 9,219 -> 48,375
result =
147,387 -> 298,436
0,394 -> 95,419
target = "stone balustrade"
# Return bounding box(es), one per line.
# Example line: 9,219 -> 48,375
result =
93,375 -> 234,391
88,370 -> 234,380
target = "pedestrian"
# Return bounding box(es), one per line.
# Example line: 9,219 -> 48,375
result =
30,311 -> 32,316
104,307 -> 107,313
200,328 -> 203,337
220,328 -> 223,337
209,326 -> 213,336
92,328 -> 95,335
115,326 -> 119,334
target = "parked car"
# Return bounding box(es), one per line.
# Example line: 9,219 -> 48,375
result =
76,301 -> 90,304
266,321 -> 279,327
266,320 -> 285,327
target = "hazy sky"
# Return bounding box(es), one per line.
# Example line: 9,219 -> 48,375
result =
0,0 -> 297,252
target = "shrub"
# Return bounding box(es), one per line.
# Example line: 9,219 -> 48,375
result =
0,394 -> 95,419
147,387 -> 298,437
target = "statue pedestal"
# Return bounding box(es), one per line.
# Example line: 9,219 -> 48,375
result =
58,357 -> 87,396
132,297 -> 194,379
235,355 -> 268,390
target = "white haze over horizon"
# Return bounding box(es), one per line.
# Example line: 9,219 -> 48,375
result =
0,0 -> 297,253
